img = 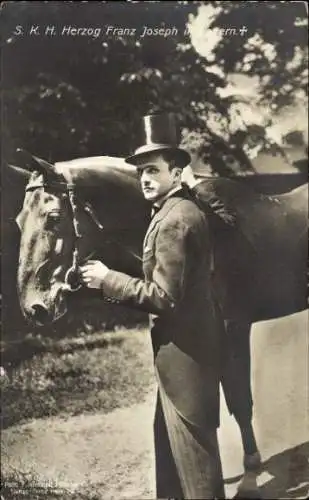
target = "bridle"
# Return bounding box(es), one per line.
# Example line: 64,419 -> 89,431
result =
64,182 -> 103,292
24,177 -> 142,293
24,179 -> 102,292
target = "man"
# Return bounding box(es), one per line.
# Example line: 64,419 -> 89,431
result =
80,113 -> 226,499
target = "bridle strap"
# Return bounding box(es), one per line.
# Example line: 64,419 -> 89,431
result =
67,185 -> 82,273
25,181 -> 68,192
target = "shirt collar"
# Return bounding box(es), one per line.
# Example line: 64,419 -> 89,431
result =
153,185 -> 183,210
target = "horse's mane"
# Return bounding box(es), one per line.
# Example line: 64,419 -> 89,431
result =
54,155 -> 142,196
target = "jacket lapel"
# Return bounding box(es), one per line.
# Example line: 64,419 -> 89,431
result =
143,196 -> 183,250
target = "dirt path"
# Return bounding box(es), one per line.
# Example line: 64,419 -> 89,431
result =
2,388 -> 157,499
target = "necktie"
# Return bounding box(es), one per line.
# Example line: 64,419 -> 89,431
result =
151,205 -> 160,218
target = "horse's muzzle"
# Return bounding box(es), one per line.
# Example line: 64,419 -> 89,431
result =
24,285 -> 67,326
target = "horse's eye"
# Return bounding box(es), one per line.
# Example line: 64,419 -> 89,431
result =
46,211 -> 61,228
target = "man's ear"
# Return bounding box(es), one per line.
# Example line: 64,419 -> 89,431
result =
173,167 -> 182,179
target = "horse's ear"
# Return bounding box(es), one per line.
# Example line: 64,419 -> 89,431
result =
16,148 -> 57,177
6,163 -> 31,180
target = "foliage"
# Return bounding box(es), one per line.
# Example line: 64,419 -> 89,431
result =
186,1 -> 308,171
2,1 -> 307,173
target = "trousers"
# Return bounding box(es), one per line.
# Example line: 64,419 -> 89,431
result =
154,379 -> 225,499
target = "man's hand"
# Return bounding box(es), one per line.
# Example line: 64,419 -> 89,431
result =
79,260 -> 110,289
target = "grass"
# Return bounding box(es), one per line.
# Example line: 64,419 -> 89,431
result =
1,327 -> 155,429
1,326 -> 155,499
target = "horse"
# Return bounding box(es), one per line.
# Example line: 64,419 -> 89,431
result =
9,152 -> 308,475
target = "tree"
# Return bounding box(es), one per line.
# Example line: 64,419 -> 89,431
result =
183,1 -> 308,172
2,1 -> 307,173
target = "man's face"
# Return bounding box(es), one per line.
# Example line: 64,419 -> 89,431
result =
137,153 -> 181,202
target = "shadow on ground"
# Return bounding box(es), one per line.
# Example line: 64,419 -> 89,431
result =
228,441 -> 309,499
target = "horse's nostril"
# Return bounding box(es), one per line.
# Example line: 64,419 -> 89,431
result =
30,304 -> 49,323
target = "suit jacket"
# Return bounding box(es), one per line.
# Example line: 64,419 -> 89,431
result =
101,187 -> 224,429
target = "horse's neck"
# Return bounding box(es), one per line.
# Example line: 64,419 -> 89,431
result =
89,193 -> 149,235
55,155 -> 141,192
55,156 -> 150,261
83,190 -> 148,277
55,154 -> 149,232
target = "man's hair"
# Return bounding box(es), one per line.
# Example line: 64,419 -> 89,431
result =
161,150 -> 182,171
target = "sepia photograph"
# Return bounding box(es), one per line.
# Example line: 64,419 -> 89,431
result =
1,1 -> 308,499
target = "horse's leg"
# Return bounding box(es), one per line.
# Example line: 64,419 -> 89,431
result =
220,320 -> 261,471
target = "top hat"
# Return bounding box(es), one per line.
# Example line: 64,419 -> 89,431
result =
125,113 -> 191,168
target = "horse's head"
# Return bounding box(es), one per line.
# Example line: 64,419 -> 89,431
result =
14,160 -> 79,325
13,152 -> 148,326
